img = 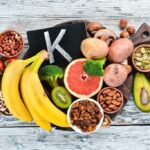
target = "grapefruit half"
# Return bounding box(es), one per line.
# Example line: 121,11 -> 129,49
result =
64,58 -> 103,98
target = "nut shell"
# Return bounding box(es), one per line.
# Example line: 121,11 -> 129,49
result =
119,19 -> 128,29
126,26 -> 136,35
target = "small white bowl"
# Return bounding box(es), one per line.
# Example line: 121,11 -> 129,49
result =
67,98 -> 104,134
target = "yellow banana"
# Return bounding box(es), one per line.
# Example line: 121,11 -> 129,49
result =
27,57 -> 70,127
1,50 -> 46,122
20,63 -> 52,132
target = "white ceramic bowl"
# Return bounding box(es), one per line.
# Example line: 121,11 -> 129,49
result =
67,98 -> 104,134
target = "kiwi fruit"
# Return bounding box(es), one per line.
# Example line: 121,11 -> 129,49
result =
51,86 -> 72,109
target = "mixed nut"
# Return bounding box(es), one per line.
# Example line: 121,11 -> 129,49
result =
0,91 -> 11,115
69,100 -> 102,133
0,30 -> 24,57
102,114 -> 112,128
97,87 -> 124,114
133,46 -> 150,71
119,19 -> 136,38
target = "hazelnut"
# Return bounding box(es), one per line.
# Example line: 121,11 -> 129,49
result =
119,19 -> 128,29
126,26 -> 136,35
120,31 -> 129,38
87,22 -> 103,35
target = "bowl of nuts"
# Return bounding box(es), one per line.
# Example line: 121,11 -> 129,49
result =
67,98 -> 104,134
0,30 -> 24,58
97,87 -> 124,114
132,44 -> 150,72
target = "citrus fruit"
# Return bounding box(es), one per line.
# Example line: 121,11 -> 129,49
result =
64,58 -> 103,98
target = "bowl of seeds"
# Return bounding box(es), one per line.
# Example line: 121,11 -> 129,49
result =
132,44 -> 150,72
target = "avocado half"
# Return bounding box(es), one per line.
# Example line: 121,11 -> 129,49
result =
133,72 -> 150,112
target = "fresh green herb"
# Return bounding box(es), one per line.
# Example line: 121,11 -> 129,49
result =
83,58 -> 106,76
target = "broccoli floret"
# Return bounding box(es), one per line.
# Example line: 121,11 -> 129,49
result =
83,58 -> 106,76
39,65 -> 63,88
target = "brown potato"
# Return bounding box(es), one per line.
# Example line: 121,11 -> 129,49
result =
108,38 -> 134,63
80,38 -> 109,59
104,64 -> 128,87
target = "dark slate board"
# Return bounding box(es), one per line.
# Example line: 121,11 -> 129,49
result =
24,21 -> 87,67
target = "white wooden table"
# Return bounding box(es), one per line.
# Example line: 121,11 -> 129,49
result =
0,0 -> 150,149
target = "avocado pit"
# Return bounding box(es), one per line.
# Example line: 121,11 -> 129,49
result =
140,88 -> 149,105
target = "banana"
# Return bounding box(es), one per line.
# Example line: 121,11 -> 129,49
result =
20,64 -> 52,132
24,57 -> 70,127
1,50 -> 46,122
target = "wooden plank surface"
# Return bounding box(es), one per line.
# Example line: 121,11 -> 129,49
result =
0,0 -> 150,149
1,96 -> 150,127
0,126 -> 149,150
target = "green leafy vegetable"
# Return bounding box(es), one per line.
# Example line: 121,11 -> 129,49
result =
83,58 -> 106,76
39,65 -> 63,88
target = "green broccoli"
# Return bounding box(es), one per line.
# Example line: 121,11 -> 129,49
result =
83,58 -> 106,76
39,65 -> 63,88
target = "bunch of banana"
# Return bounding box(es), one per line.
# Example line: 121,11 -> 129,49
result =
2,50 -> 69,132
1,50 -> 45,122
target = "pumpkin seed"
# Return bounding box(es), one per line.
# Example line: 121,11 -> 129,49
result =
135,61 -> 142,66
140,47 -> 146,54
135,57 -> 143,61
135,53 -> 141,57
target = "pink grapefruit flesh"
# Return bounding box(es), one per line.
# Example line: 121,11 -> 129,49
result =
64,58 -> 103,98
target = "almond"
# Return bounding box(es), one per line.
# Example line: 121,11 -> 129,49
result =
99,95 -> 103,101
113,94 -> 117,100
102,88 -> 112,94
107,90 -> 116,96
108,104 -> 115,109
117,97 -> 123,102
106,100 -> 111,105
105,96 -> 112,101
113,106 -> 119,110
102,104 -> 107,109
116,102 -> 121,106
111,100 -> 118,105
105,108 -> 112,112
116,92 -> 121,97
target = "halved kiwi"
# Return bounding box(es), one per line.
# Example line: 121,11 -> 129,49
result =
51,86 -> 72,109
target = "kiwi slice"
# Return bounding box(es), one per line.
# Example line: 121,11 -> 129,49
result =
51,86 -> 72,109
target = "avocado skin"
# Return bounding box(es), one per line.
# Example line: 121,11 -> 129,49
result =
133,72 -> 150,112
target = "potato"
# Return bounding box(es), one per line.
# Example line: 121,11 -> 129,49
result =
80,38 -> 109,59
104,64 -> 129,87
108,38 -> 134,63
